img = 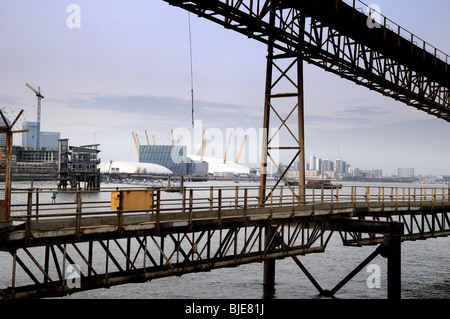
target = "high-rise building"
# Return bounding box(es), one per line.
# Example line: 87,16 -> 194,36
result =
350,167 -> 362,177
40,132 -> 60,150
22,122 -> 60,150
323,159 -> 334,172
316,157 -> 323,174
335,158 -> 346,174
398,167 -> 414,178
22,122 -> 37,148
309,156 -> 317,171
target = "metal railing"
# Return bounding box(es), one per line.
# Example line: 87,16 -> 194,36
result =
8,184 -> 450,222
2,183 -> 448,245
343,0 -> 449,66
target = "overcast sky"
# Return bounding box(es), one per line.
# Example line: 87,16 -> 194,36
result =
0,0 -> 449,176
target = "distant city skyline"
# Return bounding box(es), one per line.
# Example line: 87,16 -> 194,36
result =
304,153 -> 437,178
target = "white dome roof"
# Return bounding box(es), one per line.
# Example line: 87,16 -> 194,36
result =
98,161 -> 173,175
189,155 -> 250,175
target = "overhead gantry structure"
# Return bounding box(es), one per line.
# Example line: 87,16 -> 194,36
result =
163,0 -> 450,203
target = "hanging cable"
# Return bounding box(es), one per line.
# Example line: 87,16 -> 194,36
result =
188,12 -> 195,128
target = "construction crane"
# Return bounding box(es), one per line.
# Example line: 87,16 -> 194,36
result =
26,83 -> 44,149
236,135 -> 247,164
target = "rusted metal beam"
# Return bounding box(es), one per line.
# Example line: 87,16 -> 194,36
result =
328,244 -> 383,296
0,130 -> 12,221
333,218 -> 403,299
263,226 -> 276,292
164,0 -> 450,120
384,224 -> 402,299
291,219 -> 403,299
1,226 -> 326,299
0,110 -> 25,222
329,218 -> 404,235
291,255 -> 325,295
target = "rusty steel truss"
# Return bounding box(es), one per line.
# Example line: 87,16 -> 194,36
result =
165,0 -> 449,119
1,185 -> 449,299
0,211 -> 400,299
0,215 -> 329,298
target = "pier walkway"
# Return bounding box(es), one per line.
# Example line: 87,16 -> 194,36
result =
0,184 -> 449,298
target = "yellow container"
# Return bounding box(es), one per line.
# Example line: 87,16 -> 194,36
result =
111,190 -> 153,211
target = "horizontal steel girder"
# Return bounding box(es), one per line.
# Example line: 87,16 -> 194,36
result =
164,0 -> 450,121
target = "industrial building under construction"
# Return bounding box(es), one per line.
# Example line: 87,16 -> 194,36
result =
138,145 -> 208,177
133,128 -> 252,178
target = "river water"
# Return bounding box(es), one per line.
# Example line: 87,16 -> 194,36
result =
1,180 -> 449,299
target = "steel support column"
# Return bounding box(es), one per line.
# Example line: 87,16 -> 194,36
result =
263,225 -> 276,294
259,9 -> 275,205
296,16 -> 306,202
0,110 -> 25,222
385,223 -> 402,300
0,130 -> 12,221
332,218 -> 404,299
259,8 -> 306,205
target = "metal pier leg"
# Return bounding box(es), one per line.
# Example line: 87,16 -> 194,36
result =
263,226 -> 276,296
263,259 -> 275,293
259,11 -> 274,206
386,225 -> 402,299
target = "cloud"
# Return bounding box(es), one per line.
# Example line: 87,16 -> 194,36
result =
58,93 -> 264,129
305,104 -> 428,132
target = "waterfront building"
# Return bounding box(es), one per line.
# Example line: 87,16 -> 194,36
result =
58,139 -> 101,189
13,146 -> 58,163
